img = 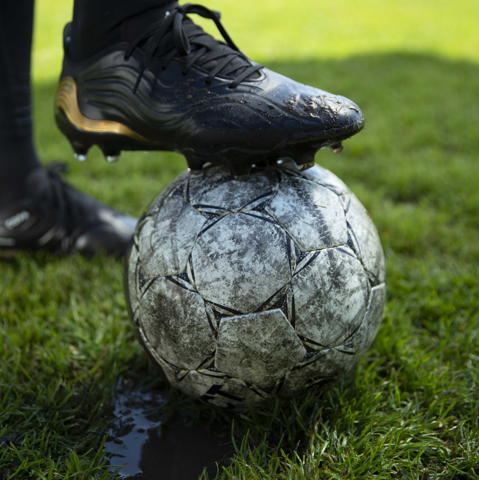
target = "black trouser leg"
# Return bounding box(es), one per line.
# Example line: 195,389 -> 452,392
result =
0,0 -> 41,206
70,0 -> 176,61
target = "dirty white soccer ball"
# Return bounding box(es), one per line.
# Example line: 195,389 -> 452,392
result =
125,163 -> 386,411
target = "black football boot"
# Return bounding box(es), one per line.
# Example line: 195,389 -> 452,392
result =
0,163 -> 137,256
55,3 -> 364,177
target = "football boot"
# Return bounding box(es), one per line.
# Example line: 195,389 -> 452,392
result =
0,163 -> 137,256
55,2 -> 364,177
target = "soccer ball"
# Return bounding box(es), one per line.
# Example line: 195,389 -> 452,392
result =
125,162 -> 386,411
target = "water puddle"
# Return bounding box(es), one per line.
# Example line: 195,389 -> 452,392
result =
105,386 -> 233,479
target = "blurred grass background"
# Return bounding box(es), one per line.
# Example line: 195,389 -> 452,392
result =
33,0 -> 479,82
1,0 -> 479,478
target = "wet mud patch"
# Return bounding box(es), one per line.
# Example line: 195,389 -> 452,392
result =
105,383 -> 233,479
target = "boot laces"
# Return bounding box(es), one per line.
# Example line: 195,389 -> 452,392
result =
124,3 -> 264,93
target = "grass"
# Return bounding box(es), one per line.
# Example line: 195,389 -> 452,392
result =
2,0 -> 479,478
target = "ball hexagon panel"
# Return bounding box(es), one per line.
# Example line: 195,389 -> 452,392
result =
341,193 -> 386,285
300,165 -> 350,196
353,283 -> 387,359
215,310 -> 306,387
187,167 -> 282,214
292,247 -> 370,349
191,213 -> 292,314
139,195 -> 207,278
139,277 -> 216,370
139,319 -> 275,410
266,177 -> 348,252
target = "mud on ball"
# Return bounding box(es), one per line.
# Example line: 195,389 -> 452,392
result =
124,164 -> 386,411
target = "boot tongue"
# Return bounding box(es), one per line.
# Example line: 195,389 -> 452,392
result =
120,2 -> 178,43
